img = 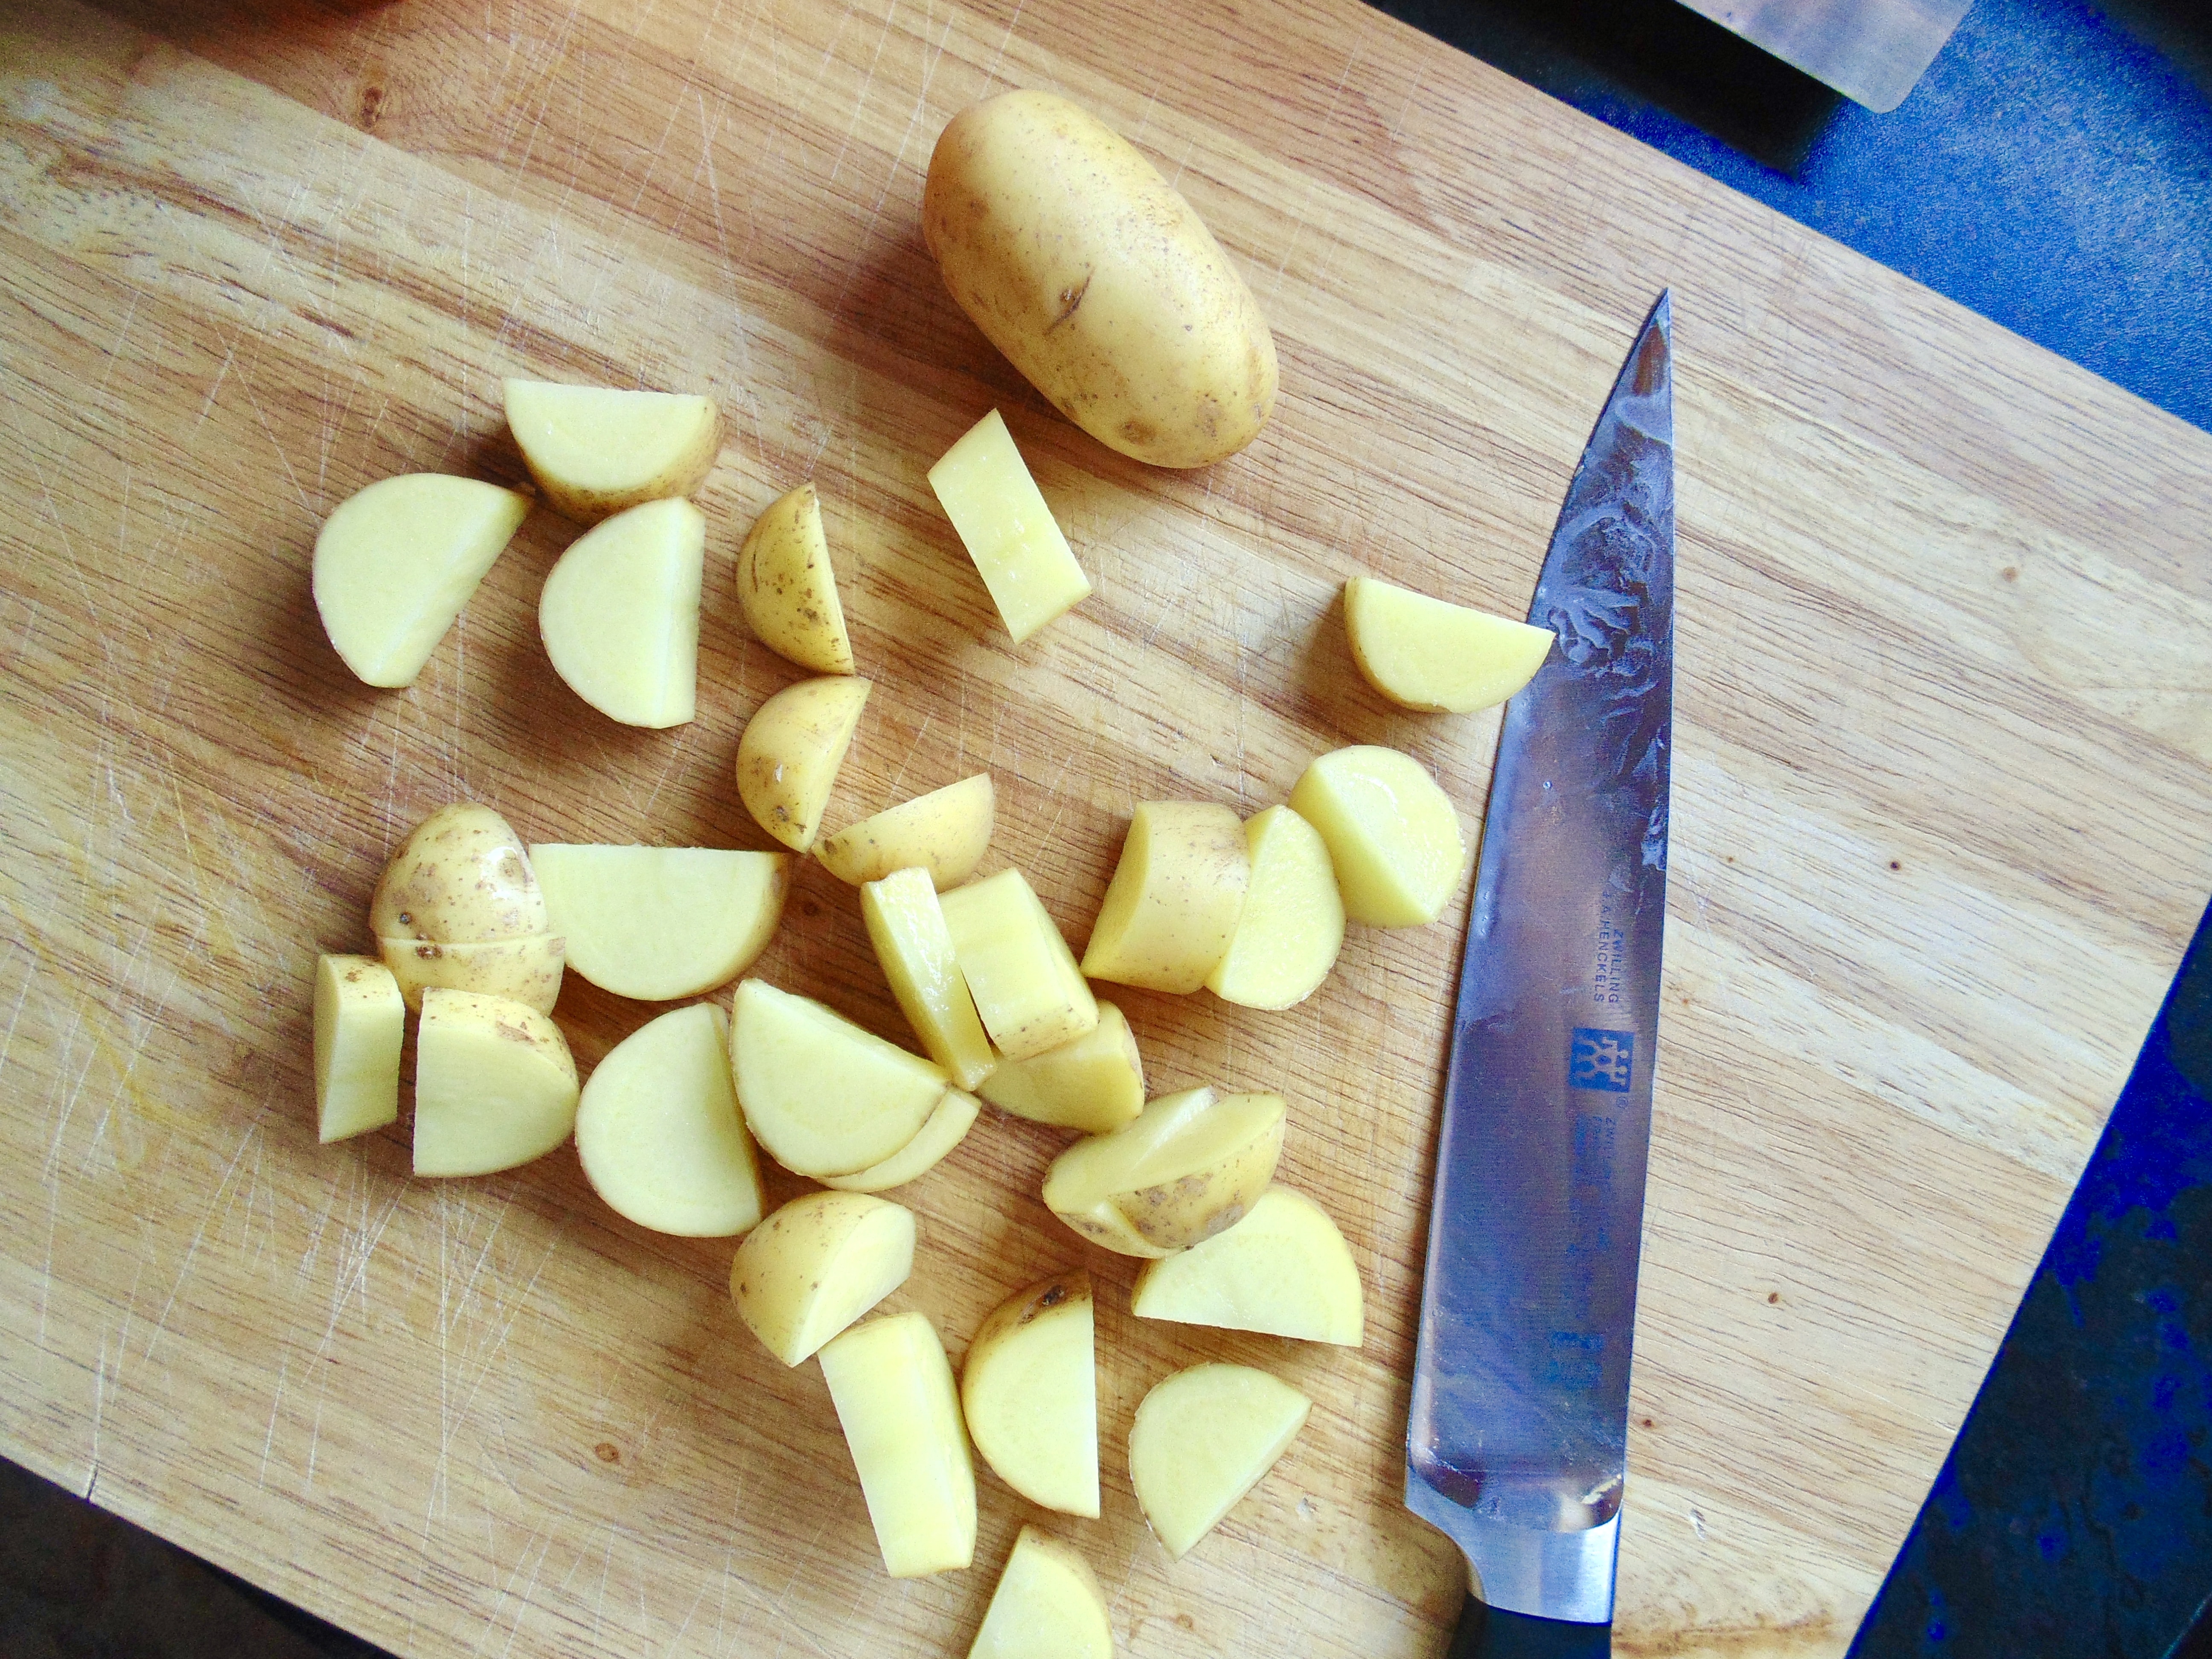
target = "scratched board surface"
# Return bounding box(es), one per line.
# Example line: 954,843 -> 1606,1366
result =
2,0 -> 2209,1655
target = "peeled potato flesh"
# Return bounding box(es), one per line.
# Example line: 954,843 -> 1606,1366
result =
967,1527 -> 1113,1659
530,844 -> 786,1001
1205,805 -> 1344,1010
939,869 -> 1097,1060
928,410 -> 1091,643
1131,1186 -> 1364,1346
864,867 -> 996,1090
816,774 -> 995,890
1289,745 -> 1466,928
821,1089 -> 981,1193
313,954 -> 404,1144
1344,575 -> 1556,714
819,1312 -> 977,1578
729,1190 -> 916,1365
978,999 -> 1145,1135
575,1003 -> 762,1237
959,1270 -> 1099,1517
1128,1363 -> 1310,1559
728,978 -> 947,1176
412,988 -> 580,1178
311,474 -> 528,689
538,497 -> 705,728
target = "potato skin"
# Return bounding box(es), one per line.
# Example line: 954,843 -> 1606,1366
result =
369,803 -> 547,944
923,90 -> 1277,469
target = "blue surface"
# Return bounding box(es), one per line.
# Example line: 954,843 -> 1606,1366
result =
1382,0 -> 2212,434
1846,900 -> 2212,1658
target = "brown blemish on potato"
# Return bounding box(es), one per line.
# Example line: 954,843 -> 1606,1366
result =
593,1442 -> 620,1464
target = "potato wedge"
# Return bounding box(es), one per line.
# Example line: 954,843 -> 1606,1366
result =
575,1004 -> 762,1237
370,802 -> 547,945
977,1000 -> 1144,1135
312,474 -> 528,688
1289,745 -> 1465,927
819,1312 -> 977,1578
736,482 -> 855,675
728,979 -> 948,1176
939,869 -> 1097,1060
969,1527 -> 1112,1659
816,774 -> 995,889
539,497 -> 705,728
928,410 -> 1091,643
729,1190 -> 915,1365
378,932 -> 564,1016
1042,1087 -> 1284,1253
821,1089 -> 981,1193
413,988 -> 579,1178
734,675 -> 872,851
312,954 -> 404,1144
1128,1363 -> 1309,1560
960,1270 -> 1098,1517
863,867 -> 995,1091
1080,800 -> 1249,993
530,844 -> 786,1001
1345,576 -> 1555,714
1131,1187 -> 1363,1346
503,379 -> 720,522
1205,805 -> 1344,1010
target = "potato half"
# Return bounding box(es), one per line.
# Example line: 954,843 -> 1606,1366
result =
1042,1086 -> 1284,1254
816,774 -> 995,889
928,410 -> 1092,643
312,955 -> 404,1144
413,988 -> 579,1178
820,1089 -> 981,1194
575,1004 -> 762,1237
978,999 -> 1144,1135
502,379 -> 720,523
939,869 -> 1097,1060
736,481 -> 855,674
734,675 -> 872,851
863,867 -> 996,1090
1344,576 -> 1556,714
969,1527 -> 1113,1659
729,1190 -> 915,1365
1289,745 -> 1466,928
728,979 -> 948,1176
1081,800 -> 1249,993
538,497 -> 705,729
1131,1186 -> 1364,1346
960,1270 -> 1099,1517
530,844 -> 786,1001
1205,805 -> 1344,1010
312,474 -> 528,688
923,90 -> 1277,469
1128,1363 -> 1309,1560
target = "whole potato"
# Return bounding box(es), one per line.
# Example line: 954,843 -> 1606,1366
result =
923,90 -> 1277,469
370,803 -> 548,943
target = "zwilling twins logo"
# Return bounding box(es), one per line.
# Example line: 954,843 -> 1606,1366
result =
1570,1028 -> 1634,1093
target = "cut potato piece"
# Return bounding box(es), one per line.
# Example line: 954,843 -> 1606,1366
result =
530,844 -> 786,1000
1289,745 -> 1466,928
1081,801 -> 1249,994
370,802 -> 547,945
1205,806 -> 1344,1010
816,774 -> 995,889
940,869 -> 1097,1060
378,932 -> 565,1015
575,1004 -> 761,1237
968,1526 -> 1113,1659
978,1000 -> 1144,1135
928,410 -> 1091,643
821,1089 -> 981,1193
736,482 -> 854,675
413,988 -> 580,1178
960,1270 -> 1099,1517
729,1190 -> 916,1365
819,1312 -> 977,1578
1129,1363 -> 1310,1560
728,979 -> 948,1176
313,954 -> 404,1144
538,497 -> 705,728
312,474 -> 529,688
1043,1087 -> 1284,1254
734,675 -> 872,851
503,379 -> 720,522
1344,576 -> 1555,714
864,867 -> 996,1090
1131,1187 -> 1364,1346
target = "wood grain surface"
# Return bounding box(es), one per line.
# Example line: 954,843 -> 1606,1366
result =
3,0 -> 2209,1654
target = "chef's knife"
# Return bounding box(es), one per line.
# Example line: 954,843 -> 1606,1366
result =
1406,293 -> 1674,1658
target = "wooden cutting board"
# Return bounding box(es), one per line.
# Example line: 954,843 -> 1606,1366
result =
3,0 -> 2208,1653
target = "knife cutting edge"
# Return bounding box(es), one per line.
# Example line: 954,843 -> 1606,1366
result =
1406,293 -> 1675,1658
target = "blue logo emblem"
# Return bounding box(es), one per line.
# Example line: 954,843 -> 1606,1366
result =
1570,1028 -> 1634,1093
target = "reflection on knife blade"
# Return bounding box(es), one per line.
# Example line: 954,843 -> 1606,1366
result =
1406,293 -> 1675,1641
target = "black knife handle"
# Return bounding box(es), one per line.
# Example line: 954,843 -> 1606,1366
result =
1451,1594 -> 1612,1658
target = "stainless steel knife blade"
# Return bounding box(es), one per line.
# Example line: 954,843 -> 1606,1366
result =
1406,292 -> 1674,1636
